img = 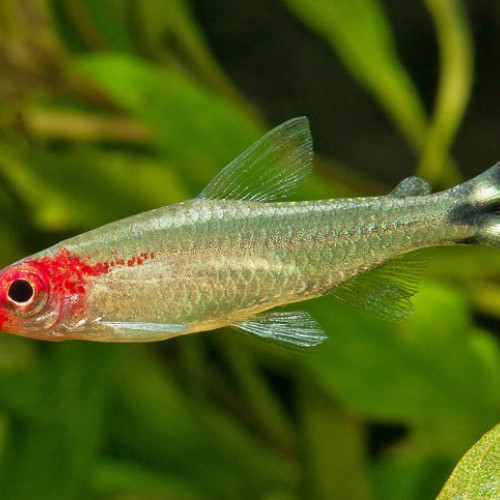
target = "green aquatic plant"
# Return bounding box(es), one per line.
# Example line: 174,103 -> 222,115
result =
438,423 -> 500,499
0,0 -> 498,498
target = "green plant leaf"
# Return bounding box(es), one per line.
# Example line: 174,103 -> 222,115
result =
74,53 -> 263,196
438,423 -> 500,499
109,346 -> 296,500
372,458 -> 450,500
92,459 -> 203,499
0,144 -> 188,231
284,0 -> 428,150
299,385 -> 375,500
0,343 -> 119,499
304,280 -> 500,457
417,0 -> 473,185
56,0 -> 133,51
134,0 -> 246,102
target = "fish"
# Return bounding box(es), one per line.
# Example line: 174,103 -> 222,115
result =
0,117 -> 498,348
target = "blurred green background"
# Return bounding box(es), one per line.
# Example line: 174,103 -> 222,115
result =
0,0 -> 499,498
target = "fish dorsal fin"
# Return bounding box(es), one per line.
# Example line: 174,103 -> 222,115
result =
390,176 -> 431,198
233,311 -> 327,351
198,117 -> 313,202
330,250 -> 428,322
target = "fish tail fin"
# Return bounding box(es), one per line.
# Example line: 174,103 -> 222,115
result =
452,162 -> 500,247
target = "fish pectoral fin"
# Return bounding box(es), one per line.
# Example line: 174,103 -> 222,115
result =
233,311 -> 327,350
389,176 -> 431,197
197,117 -> 313,202
97,321 -> 188,342
331,250 -> 428,322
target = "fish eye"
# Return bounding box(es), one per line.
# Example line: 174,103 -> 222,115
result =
0,266 -> 49,318
7,279 -> 34,304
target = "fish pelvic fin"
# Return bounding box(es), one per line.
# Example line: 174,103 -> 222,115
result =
331,250 -> 428,322
198,117 -> 313,202
448,161 -> 500,247
233,311 -> 327,351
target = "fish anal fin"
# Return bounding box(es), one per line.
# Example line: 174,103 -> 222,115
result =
390,176 -> 432,198
234,311 -> 327,351
331,250 -> 429,322
198,117 -> 313,202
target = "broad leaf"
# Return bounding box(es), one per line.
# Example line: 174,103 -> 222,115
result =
305,281 -> 500,457
438,423 -> 500,499
75,54 -> 262,190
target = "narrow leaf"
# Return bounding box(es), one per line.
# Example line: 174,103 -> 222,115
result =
284,0 -> 428,149
417,0 -> 473,186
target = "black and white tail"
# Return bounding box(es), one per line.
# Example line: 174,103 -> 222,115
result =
454,162 -> 500,247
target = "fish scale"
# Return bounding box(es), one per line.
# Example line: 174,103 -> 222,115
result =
61,193 -> 470,332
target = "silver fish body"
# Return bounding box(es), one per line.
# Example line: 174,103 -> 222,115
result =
0,117 -> 498,347
61,191 -> 469,328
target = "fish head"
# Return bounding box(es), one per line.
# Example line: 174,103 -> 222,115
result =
0,249 -> 93,340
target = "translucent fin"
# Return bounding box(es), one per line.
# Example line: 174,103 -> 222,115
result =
234,311 -> 327,350
389,176 -> 431,197
331,251 -> 428,322
98,321 -> 188,342
198,117 -> 313,202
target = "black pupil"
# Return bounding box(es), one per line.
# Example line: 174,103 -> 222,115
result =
8,279 -> 34,303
